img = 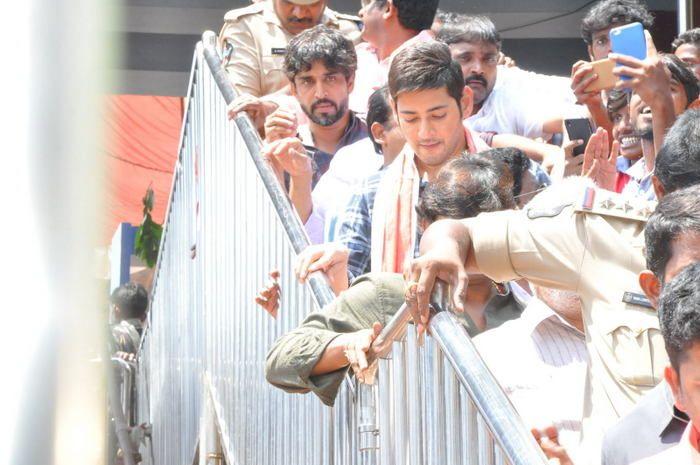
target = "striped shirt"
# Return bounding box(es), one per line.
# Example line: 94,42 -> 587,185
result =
474,297 -> 589,457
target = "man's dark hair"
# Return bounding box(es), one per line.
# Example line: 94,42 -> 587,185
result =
373,0 -> 439,32
661,53 -> 700,105
110,282 -> 149,320
416,154 -> 516,224
672,27 -> 700,52
480,147 -> 530,198
436,15 -> 502,50
606,89 -> 629,121
433,9 -> 461,31
645,184 -> 700,281
367,86 -> 393,154
284,25 -> 357,82
659,262 -> 700,372
388,41 -> 464,108
655,109 -> 700,194
580,0 -> 654,45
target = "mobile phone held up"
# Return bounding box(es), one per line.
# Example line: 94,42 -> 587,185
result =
610,22 -> 647,81
565,118 -> 594,157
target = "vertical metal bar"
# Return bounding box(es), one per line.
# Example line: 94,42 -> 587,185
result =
391,340 -> 407,465
405,325 -> 423,465
378,358 -> 394,465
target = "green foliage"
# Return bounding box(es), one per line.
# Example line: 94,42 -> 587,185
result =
134,187 -> 163,268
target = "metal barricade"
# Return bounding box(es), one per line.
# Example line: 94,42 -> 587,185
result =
135,31 -> 549,465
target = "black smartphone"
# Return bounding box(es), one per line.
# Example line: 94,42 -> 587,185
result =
564,118 -> 594,157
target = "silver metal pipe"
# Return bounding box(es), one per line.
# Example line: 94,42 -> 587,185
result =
429,310 -> 548,465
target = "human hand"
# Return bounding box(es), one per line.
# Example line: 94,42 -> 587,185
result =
263,108 -> 299,143
227,94 -> 279,131
339,322 -> 383,384
255,270 -> 281,318
610,31 -> 670,108
295,243 -> 350,296
543,139 -> 584,180
405,223 -> 470,335
570,60 -> 601,106
581,128 -> 619,191
531,426 -> 574,465
261,137 -> 313,180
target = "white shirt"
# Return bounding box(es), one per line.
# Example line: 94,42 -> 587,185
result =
633,424 -> 700,465
467,66 -> 585,139
304,138 -> 383,244
474,297 -> 589,457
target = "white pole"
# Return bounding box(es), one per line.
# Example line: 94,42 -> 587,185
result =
678,0 -> 690,33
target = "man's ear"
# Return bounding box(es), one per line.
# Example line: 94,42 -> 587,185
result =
639,270 -> 662,309
460,85 -> 474,119
347,74 -> 355,94
587,45 -> 594,61
290,82 -> 298,98
370,121 -> 386,147
652,175 -> 666,200
383,0 -> 396,20
665,365 -> 685,411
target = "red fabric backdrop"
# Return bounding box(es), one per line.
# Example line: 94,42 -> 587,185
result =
103,95 -> 183,243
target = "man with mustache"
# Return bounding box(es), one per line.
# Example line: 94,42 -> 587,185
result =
260,25 -> 369,244
218,0 -> 361,101
437,15 -> 578,141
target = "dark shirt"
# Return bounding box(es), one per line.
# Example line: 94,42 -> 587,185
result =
601,381 -> 689,465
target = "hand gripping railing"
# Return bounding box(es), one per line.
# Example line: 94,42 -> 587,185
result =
135,30 -> 549,465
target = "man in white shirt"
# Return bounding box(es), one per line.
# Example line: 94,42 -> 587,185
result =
436,15 -> 580,140
474,284 -> 588,461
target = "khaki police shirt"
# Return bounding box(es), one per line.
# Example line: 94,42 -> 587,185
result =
218,2 -> 362,98
265,272 -> 523,406
469,182 -> 662,463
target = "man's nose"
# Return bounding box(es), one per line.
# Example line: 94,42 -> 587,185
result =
291,6 -> 305,17
471,60 -> 484,74
418,119 -> 434,139
314,80 -> 327,98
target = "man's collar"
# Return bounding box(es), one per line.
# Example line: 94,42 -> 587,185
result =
624,157 -> 652,182
519,297 -> 585,338
653,381 -> 690,438
261,1 -> 282,26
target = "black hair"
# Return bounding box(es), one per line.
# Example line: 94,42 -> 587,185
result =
388,41 -> 464,108
373,0 -> 439,32
606,89 -> 629,121
366,86 -> 394,154
416,154 -> 516,224
672,28 -> 700,52
655,109 -> 700,194
436,15 -> 502,50
110,282 -> 149,320
479,147 -> 530,198
284,25 -> 357,82
580,0 -> 654,45
659,262 -> 700,372
661,53 -> 700,106
645,184 -> 700,281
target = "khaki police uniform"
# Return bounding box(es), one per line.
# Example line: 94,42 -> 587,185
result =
468,182 -> 662,464
218,2 -> 362,98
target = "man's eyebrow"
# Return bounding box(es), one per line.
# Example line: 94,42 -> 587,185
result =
399,104 -> 449,114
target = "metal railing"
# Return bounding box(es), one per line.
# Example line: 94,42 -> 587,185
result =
135,31 -> 548,465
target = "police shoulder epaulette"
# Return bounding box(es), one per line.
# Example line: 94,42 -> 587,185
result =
223,2 -> 264,22
574,186 -> 656,222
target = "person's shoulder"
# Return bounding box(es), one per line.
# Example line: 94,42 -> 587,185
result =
524,178 -> 654,225
223,2 -> 265,24
325,8 -> 362,28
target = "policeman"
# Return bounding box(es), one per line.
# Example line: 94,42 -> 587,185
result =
218,0 -> 362,99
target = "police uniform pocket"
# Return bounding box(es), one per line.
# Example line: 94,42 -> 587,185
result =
603,309 -> 665,388
261,55 -> 286,93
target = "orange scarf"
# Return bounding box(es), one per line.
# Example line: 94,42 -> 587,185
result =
370,126 -> 485,273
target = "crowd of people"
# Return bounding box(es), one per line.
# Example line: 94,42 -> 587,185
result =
217,1 -> 700,464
